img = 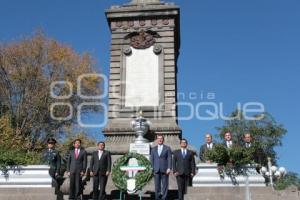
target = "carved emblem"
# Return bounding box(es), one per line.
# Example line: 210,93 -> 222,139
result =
129,30 -> 156,49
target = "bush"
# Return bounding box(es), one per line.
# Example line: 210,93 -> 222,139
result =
205,144 -> 229,165
275,172 -> 300,191
228,146 -> 256,167
0,147 -> 41,175
205,144 -> 257,176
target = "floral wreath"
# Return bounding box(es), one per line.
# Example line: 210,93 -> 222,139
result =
111,152 -> 153,192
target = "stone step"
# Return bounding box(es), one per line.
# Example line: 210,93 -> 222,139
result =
83,173 -> 179,195
187,186 -> 273,194
185,187 -> 300,200
0,188 -> 56,200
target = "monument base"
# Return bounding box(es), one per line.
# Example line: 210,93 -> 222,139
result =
192,163 -> 266,187
103,128 -> 181,154
0,165 -> 53,188
0,165 -> 57,200
130,142 -> 150,159
0,188 -> 57,200
185,186 -> 300,200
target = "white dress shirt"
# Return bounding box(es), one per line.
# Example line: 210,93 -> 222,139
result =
158,145 -> 163,156
207,143 -> 213,149
98,150 -> 103,160
226,141 -> 232,148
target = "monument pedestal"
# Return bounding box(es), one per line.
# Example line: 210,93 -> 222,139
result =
103,121 -> 181,154
0,165 -> 57,200
130,143 -> 150,159
192,163 -> 266,187
0,165 -> 53,188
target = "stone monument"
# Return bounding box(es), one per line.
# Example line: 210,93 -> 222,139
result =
103,0 -> 182,154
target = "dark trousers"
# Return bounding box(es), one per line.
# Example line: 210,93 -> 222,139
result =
69,172 -> 82,199
49,168 -> 56,178
92,174 -> 108,200
49,168 -> 63,194
49,168 -> 57,187
154,172 -> 169,200
176,175 -> 190,200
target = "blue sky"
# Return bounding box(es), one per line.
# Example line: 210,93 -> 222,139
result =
0,0 -> 299,174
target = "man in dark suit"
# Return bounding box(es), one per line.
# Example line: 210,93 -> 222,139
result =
223,132 -> 236,148
199,133 -> 214,163
243,133 -> 253,148
67,139 -> 87,200
243,133 -> 265,165
150,134 -> 172,200
90,141 -> 111,200
173,139 -> 196,200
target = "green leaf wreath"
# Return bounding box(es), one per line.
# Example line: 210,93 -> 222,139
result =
111,152 -> 153,192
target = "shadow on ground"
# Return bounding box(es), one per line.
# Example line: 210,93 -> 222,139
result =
79,190 -> 178,200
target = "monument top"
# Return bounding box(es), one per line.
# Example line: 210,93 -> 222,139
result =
130,0 -> 160,4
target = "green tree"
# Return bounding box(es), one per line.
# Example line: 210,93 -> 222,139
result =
216,110 -> 287,165
275,172 -> 300,190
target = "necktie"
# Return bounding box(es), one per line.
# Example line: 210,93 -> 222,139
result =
158,145 -> 162,156
75,148 -> 79,159
182,149 -> 186,157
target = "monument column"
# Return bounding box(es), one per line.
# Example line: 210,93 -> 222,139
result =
103,0 -> 181,154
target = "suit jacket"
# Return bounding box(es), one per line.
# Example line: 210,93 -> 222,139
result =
90,150 -> 111,176
150,144 -> 172,173
223,140 -> 238,148
243,142 -> 265,165
67,148 -> 87,174
173,149 -> 196,176
199,143 -> 214,162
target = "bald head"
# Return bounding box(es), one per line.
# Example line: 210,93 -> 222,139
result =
205,133 -> 213,144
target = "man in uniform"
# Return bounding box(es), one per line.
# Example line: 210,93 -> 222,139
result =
42,138 -> 61,186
